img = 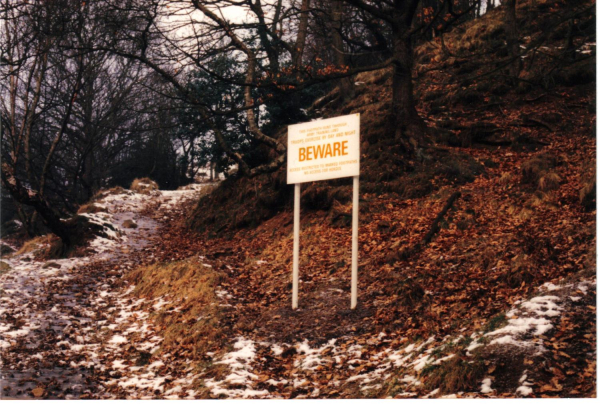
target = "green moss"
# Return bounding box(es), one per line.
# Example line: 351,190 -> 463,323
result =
483,313 -> 508,333
424,354 -> 486,394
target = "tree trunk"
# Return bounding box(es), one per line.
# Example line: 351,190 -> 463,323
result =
250,0 -> 280,73
15,202 -> 36,238
564,18 -> 576,60
390,10 -> 424,154
292,0 -> 311,68
81,151 -> 95,201
1,162 -> 72,247
505,0 -> 521,78
332,0 -> 354,104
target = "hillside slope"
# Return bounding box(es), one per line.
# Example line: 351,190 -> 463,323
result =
173,0 -> 596,398
1,0 -> 594,399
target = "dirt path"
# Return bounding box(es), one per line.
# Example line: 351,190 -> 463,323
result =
0,186 -> 205,399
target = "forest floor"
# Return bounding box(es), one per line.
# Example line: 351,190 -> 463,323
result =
0,157 -> 595,399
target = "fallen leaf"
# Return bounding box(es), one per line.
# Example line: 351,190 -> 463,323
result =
32,387 -> 44,398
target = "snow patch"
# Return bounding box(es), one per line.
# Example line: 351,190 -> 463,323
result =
480,378 -> 493,394
204,337 -> 268,399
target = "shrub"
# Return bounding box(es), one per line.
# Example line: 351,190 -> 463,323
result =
394,278 -> 426,307
580,179 -> 596,211
0,244 -> 15,256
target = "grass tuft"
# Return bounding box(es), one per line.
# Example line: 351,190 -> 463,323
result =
537,172 -> 561,191
93,186 -> 126,201
122,219 -> 138,229
579,160 -> 596,211
483,313 -> 508,333
521,153 -> 558,187
0,261 -> 11,275
423,354 -> 486,394
126,258 -> 225,360
16,235 -> 53,256
77,203 -> 108,214
130,178 -> 159,194
499,172 -> 513,185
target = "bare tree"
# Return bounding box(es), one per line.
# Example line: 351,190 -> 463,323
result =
1,0 -> 79,242
1,0 -> 179,247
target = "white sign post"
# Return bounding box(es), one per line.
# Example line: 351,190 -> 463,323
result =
287,113 -> 360,309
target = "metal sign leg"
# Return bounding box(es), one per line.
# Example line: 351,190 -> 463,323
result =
351,175 -> 359,309
292,183 -> 300,309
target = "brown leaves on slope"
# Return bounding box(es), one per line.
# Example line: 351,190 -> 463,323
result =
136,70 -> 595,398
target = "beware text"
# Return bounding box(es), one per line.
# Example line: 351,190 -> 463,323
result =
299,141 -> 348,162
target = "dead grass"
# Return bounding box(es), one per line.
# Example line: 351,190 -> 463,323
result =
579,160 -> 596,211
579,243 -> 596,278
96,186 -> 125,197
0,260 -> 11,275
579,179 -> 596,211
122,219 -> 138,229
178,183 -> 218,194
516,207 -> 534,221
537,172 -> 561,191
130,178 -> 159,194
354,68 -> 392,86
92,186 -> 127,202
499,172 -> 513,185
16,235 -> 54,256
458,9 -> 506,53
525,191 -> 557,210
126,258 -> 225,359
423,353 -> 486,394
77,203 -> 108,214
195,183 -> 219,200
188,172 -> 292,233
521,153 -> 559,189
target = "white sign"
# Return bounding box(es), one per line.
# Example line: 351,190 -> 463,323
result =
287,113 -> 360,310
287,114 -> 360,184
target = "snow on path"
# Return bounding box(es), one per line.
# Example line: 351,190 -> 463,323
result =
0,185 -> 206,399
